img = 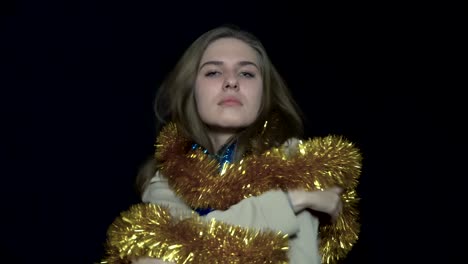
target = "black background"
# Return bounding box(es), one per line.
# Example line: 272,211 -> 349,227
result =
1,1 -> 462,263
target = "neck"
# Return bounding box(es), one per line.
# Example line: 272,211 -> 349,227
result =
207,127 -> 238,153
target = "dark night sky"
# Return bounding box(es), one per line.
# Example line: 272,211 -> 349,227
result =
1,1 -> 461,263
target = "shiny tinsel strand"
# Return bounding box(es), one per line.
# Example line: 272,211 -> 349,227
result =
100,203 -> 289,263
154,123 -> 362,264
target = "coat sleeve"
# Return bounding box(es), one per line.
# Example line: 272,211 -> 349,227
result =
101,171 -> 292,264
142,171 -> 300,236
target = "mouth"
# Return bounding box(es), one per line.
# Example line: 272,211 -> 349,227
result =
219,98 -> 242,106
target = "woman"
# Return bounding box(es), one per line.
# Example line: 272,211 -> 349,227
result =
101,25 -> 361,264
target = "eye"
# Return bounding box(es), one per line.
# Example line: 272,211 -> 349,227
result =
205,71 -> 221,77
240,72 -> 255,78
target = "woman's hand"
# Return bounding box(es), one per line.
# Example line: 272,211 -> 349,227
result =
287,186 -> 343,222
130,257 -> 175,264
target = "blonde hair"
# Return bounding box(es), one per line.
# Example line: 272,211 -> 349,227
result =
136,25 -> 305,194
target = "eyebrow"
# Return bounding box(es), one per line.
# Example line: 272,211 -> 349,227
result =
199,60 -> 260,70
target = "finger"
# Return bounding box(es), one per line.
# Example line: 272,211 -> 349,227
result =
332,201 -> 343,223
331,210 -> 339,223
329,186 -> 343,194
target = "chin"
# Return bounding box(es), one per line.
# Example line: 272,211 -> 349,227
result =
215,122 -> 247,130
225,117 -> 255,126
209,119 -> 252,131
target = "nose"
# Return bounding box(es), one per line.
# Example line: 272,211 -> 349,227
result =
223,75 -> 239,90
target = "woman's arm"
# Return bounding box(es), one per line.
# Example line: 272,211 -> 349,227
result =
103,199 -> 289,264
204,190 -> 299,235
142,171 -> 300,236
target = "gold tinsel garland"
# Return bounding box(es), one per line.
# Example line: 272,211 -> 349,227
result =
101,122 -> 362,263
101,203 -> 289,264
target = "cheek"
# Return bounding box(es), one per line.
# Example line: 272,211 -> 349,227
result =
194,84 -> 212,118
249,84 -> 263,111
195,78 -> 214,102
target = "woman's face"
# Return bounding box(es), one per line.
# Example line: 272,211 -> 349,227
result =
194,37 -> 263,130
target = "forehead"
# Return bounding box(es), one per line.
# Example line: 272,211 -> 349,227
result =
200,38 -> 259,63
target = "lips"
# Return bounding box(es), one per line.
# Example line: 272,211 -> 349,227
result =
219,97 -> 242,106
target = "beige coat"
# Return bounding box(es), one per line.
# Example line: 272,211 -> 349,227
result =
142,138 -> 322,263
